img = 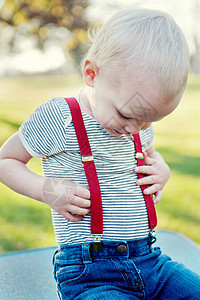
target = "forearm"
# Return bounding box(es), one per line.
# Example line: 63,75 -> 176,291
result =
0,158 -> 91,222
0,158 -> 45,202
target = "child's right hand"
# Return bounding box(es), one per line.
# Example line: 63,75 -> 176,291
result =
0,132 -> 90,223
42,178 -> 91,222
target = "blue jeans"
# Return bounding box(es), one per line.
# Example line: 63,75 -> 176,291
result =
53,235 -> 200,299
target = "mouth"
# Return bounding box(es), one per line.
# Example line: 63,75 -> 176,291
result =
112,129 -> 123,135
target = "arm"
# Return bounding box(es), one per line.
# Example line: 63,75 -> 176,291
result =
134,145 -> 170,204
0,132 -> 90,221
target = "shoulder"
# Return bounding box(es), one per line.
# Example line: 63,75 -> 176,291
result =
18,96 -> 74,157
39,97 -> 71,118
29,97 -> 73,129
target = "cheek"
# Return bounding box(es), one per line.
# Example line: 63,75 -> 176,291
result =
94,105 -> 118,128
92,107 -> 108,127
96,113 -> 114,128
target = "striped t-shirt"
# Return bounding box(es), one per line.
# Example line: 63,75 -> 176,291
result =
19,93 -> 154,245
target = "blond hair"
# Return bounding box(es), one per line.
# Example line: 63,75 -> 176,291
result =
83,9 -> 190,102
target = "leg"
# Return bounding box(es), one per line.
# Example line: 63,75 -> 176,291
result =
135,247 -> 200,300
75,287 -> 140,300
156,261 -> 200,300
53,246 -> 145,300
54,260 -> 143,300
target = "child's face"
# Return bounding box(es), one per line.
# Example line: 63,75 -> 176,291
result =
84,64 -> 180,136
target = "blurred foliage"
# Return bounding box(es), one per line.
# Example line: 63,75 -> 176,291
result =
0,0 -> 89,66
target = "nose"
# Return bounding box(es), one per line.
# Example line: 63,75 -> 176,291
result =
124,119 -> 146,134
124,124 -> 142,135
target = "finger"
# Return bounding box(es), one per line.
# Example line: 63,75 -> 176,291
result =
153,191 -> 162,204
71,196 -> 91,208
68,204 -> 91,216
60,211 -> 84,222
76,183 -> 91,199
134,165 -> 155,175
60,180 -> 90,200
143,184 -> 160,195
136,175 -> 158,186
143,151 -> 155,166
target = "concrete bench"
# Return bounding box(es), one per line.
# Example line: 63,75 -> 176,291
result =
0,230 -> 199,300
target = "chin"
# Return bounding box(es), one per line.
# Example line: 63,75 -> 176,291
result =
106,128 -> 123,136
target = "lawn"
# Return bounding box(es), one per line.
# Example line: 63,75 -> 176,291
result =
0,73 -> 200,253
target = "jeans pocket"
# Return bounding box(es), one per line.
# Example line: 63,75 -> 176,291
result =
55,263 -> 90,288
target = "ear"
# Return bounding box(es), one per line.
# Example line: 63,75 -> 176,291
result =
83,60 -> 99,87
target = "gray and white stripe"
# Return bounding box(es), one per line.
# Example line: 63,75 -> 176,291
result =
19,95 -> 154,245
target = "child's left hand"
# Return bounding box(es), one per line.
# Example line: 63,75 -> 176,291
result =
134,149 -> 170,204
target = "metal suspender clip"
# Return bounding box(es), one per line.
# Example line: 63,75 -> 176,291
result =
92,235 -> 102,252
82,155 -> 94,162
150,229 -> 156,237
136,152 -> 144,159
149,229 -> 157,243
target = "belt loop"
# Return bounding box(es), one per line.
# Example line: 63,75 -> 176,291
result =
126,242 -> 130,258
52,248 -> 59,265
82,243 -> 92,264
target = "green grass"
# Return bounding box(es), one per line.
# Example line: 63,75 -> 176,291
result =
153,75 -> 200,242
0,73 -> 200,253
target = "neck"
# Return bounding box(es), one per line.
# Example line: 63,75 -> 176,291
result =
79,87 -> 95,118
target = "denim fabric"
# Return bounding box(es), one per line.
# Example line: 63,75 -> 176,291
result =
53,235 -> 200,300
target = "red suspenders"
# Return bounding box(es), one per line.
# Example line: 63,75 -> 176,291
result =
64,98 -> 103,236
64,97 -> 157,249
134,134 -> 157,229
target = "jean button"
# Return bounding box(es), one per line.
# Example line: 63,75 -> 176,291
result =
117,244 -> 127,254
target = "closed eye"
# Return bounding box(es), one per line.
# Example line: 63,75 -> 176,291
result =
118,111 -> 130,120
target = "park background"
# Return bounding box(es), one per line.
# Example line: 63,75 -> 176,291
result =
0,0 -> 200,253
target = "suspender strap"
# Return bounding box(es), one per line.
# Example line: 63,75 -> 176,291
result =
64,97 -> 157,233
64,98 -> 103,235
133,133 -> 157,229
